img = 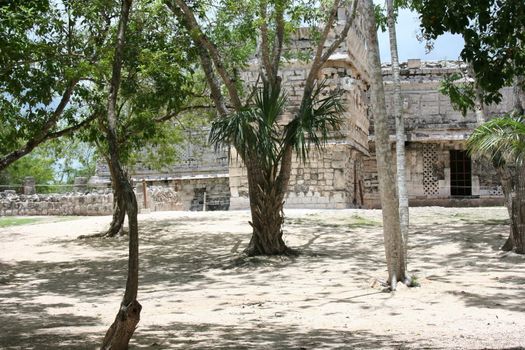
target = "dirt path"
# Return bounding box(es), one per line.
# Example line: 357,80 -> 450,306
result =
1,207 -> 524,349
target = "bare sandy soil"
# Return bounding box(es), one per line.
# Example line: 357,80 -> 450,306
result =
1,207 -> 524,349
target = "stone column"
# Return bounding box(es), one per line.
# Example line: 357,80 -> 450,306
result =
23,176 -> 36,195
73,177 -> 88,193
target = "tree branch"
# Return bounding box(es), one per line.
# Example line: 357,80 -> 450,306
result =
0,79 -> 79,171
270,0 -> 286,81
259,0 -> 274,83
166,0 -> 242,111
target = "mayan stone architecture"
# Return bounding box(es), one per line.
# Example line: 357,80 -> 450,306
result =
87,8 -> 506,211
363,60 -> 512,208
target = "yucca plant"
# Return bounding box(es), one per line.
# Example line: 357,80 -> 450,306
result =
210,80 -> 344,255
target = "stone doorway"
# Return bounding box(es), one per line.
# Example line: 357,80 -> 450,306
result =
450,150 -> 472,196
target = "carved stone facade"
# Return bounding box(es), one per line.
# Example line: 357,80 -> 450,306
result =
88,13 -> 508,211
363,60 -> 510,208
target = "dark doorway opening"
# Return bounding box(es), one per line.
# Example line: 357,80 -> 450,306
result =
450,150 -> 472,196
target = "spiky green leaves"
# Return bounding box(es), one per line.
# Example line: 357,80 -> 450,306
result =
467,114 -> 525,166
210,79 -> 344,172
284,80 -> 344,162
209,82 -> 286,169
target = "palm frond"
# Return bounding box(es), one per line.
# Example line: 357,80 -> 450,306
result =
284,79 -> 345,162
467,114 -> 525,166
209,81 -> 287,170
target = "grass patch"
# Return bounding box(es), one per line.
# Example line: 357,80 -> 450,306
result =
345,214 -> 381,228
0,217 -> 44,228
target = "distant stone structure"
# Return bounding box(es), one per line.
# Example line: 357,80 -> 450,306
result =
86,8 -> 506,212
0,185 -> 182,216
363,60 -> 510,208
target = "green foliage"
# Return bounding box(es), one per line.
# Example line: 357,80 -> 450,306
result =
210,82 -> 286,168
0,0 -> 112,159
0,150 -> 55,191
439,73 -> 476,117
407,275 -> 420,287
46,138 -> 97,183
285,80 -> 344,161
412,0 -> 525,103
210,80 -> 344,175
467,114 -> 525,166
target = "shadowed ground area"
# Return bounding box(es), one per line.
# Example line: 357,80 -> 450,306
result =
0,207 -> 524,349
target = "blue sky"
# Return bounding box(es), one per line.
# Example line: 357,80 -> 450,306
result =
376,8 -> 465,63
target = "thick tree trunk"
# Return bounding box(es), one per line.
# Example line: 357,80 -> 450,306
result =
364,0 -> 406,287
100,0 -> 141,348
387,0 -> 409,257
244,159 -> 289,256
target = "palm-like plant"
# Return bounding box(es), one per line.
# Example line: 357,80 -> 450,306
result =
467,114 -> 525,165
210,80 -> 344,255
467,113 -> 525,254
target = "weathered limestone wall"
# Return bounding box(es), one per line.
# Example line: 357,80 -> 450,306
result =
229,5 -> 371,209
380,60 -> 515,138
363,60 -> 514,208
0,190 -> 114,216
363,142 -> 505,208
229,60 -> 370,209
0,187 -> 184,217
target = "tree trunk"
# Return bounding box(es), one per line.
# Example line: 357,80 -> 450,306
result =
78,159 -> 125,240
106,193 -> 126,236
497,167 -> 515,251
386,0 -> 409,258
244,159 -> 289,256
512,163 -> 525,254
364,0 -> 406,287
100,0 -> 141,349
105,157 -> 126,237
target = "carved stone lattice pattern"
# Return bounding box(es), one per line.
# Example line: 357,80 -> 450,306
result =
488,186 -> 504,196
422,144 -> 439,196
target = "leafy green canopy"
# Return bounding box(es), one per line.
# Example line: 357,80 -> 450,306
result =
0,0 -> 111,156
412,0 -> 525,105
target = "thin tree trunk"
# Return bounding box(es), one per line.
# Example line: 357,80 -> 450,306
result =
100,0 -> 141,348
512,163 -> 525,254
498,167 -> 515,251
78,158 -> 126,240
386,0 -> 409,262
364,0 -> 406,287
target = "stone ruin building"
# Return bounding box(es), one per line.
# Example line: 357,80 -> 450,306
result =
1,6 -> 511,217
89,7 -> 510,212
87,11 -> 509,213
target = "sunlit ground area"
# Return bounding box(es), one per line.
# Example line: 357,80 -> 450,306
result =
1,207 -> 524,349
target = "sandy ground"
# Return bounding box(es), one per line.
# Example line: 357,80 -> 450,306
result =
1,207 -> 524,349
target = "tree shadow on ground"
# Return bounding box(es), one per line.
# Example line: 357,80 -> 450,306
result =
133,322 -> 409,349
1,210 -> 524,348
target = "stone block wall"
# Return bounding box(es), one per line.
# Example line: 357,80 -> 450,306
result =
135,176 -> 230,212
229,55 -> 370,209
380,60 -> 515,138
0,190 -> 114,216
0,187 -> 185,217
363,141 -> 504,208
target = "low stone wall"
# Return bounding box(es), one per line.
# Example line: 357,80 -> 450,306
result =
0,190 -> 114,216
0,186 -> 186,217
